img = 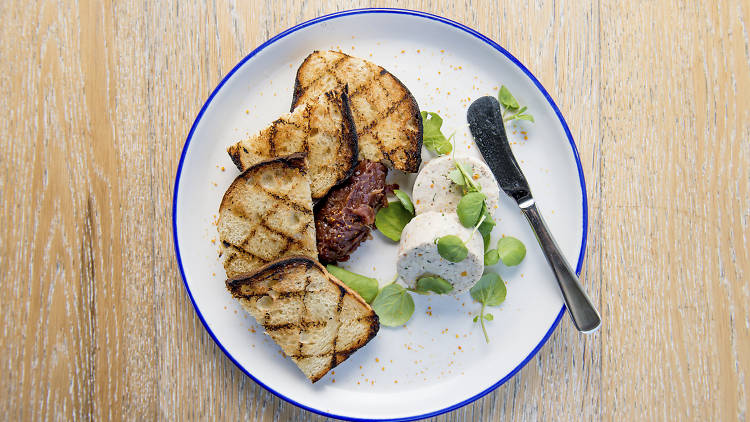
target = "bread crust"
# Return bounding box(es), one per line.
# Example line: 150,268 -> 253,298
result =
292,50 -> 423,173
218,154 -> 317,279
227,89 -> 358,199
219,153 -> 308,212
226,256 -> 380,382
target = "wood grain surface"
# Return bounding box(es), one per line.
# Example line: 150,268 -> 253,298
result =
0,0 -> 747,420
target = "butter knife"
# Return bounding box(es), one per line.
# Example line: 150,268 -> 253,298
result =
467,96 -> 601,333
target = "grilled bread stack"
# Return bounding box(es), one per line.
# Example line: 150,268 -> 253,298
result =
218,154 -> 379,382
218,50 -> 424,382
227,89 -> 358,200
292,50 -> 423,172
226,257 -> 379,382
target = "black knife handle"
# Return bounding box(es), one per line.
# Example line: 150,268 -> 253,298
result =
519,199 -> 601,333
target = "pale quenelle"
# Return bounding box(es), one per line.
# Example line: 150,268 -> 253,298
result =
412,155 -> 500,215
397,212 -> 485,294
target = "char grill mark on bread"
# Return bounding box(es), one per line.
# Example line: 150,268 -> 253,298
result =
227,88 -> 358,199
292,50 -> 423,173
218,154 -> 317,278
226,257 -> 379,382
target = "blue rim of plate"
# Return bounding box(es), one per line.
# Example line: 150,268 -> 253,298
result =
172,8 -> 587,422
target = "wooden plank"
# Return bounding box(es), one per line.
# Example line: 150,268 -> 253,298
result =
0,0 -> 159,419
599,0 -> 750,420
0,0 -> 600,420
1,0 -> 747,420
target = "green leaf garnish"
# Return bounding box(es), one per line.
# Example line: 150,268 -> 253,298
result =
393,189 -> 415,215
470,272 -> 507,307
447,168 -> 465,186
515,114 -> 535,122
453,161 -> 481,193
326,265 -> 379,304
484,249 -> 499,266
470,272 -> 507,342
498,85 -> 519,110
497,236 -> 526,266
414,275 -> 454,294
421,111 -> 452,155
371,283 -> 415,327
436,235 -> 469,262
375,201 -> 414,241
477,207 -> 495,250
456,192 -> 486,227
498,85 -> 534,124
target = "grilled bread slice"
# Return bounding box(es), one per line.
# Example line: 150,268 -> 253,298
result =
227,89 -> 357,200
292,50 -> 423,173
218,154 -> 317,278
226,257 -> 379,382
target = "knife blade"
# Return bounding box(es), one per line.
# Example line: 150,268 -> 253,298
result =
467,96 -> 601,333
467,96 -> 531,203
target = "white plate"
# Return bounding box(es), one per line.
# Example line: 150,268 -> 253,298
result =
173,9 -> 587,421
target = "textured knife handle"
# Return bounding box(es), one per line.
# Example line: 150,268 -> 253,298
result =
520,200 -> 601,333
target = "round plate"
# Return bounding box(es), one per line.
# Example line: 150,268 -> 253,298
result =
173,8 -> 587,421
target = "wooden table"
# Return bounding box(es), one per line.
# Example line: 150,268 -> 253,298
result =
1,1 -> 748,420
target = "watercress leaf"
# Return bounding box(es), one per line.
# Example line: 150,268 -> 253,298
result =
447,168 -> 465,186
375,201 -> 413,242
497,236 -> 527,266
482,231 -> 492,250
432,138 -> 453,155
393,189 -> 415,215
516,114 -> 535,122
484,249 -> 499,266
477,207 -> 495,240
421,110 -> 443,130
326,265 -> 379,304
516,106 -> 528,114
436,235 -> 469,262
456,192 -> 486,227
470,272 -> 507,307
484,313 -> 494,321
473,315 -> 479,322
498,85 -> 519,110
371,283 -> 415,327
421,111 -> 452,155
455,161 -> 481,192
415,275 -> 454,294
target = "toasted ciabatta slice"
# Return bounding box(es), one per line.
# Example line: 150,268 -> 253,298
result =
227,89 -> 357,200
292,50 -> 423,173
226,257 -> 379,382
218,154 -> 317,278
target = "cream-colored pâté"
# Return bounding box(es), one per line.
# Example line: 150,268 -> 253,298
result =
412,155 -> 500,215
397,212 -> 485,294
